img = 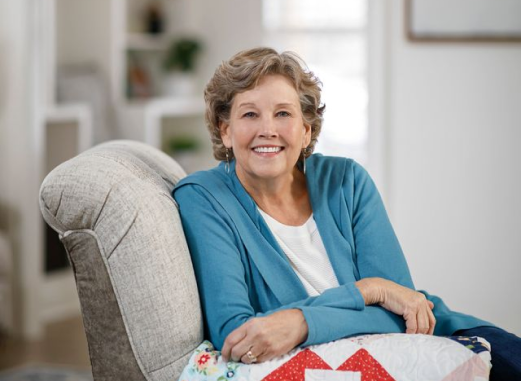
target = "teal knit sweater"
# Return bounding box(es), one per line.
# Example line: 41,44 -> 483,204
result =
173,154 -> 492,350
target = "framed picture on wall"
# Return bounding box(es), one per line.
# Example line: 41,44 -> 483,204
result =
406,0 -> 521,42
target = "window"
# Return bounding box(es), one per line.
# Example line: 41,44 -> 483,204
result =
263,0 -> 368,163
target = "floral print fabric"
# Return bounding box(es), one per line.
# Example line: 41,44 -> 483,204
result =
178,341 -> 246,381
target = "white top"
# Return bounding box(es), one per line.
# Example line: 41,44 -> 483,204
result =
258,209 -> 340,296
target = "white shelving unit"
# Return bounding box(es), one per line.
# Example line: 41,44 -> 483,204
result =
126,33 -> 170,51
144,96 -> 205,148
112,0 -> 212,171
113,0 -> 194,102
45,104 -> 93,153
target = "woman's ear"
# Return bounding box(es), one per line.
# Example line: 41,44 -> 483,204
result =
302,123 -> 312,148
220,121 -> 232,148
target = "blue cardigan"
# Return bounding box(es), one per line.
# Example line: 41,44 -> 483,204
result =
173,154 -> 492,350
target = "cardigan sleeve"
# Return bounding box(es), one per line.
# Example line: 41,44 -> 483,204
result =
296,161 -> 416,346
343,161 -> 495,336
174,183 -> 392,350
347,161 -> 416,289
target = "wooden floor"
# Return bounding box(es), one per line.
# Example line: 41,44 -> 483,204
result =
0,315 -> 91,371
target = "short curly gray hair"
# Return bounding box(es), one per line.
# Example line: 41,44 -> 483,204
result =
204,47 -> 325,161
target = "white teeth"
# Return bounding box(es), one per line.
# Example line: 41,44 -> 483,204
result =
254,146 -> 281,153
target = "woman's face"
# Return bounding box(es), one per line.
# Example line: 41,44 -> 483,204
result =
220,74 -> 311,185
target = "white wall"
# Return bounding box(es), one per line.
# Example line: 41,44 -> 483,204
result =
0,0 -> 45,338
385,0 -> 521,335
56,0 -> 112,84
0,2 -> 11,230
196,0 -> 263,83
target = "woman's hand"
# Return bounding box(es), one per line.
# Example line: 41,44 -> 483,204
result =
356,277 -> 436,335
221,309 -> 308,364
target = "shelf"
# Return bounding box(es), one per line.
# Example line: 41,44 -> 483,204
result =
126,33 -> 171,51
45,103 -> 93,153
144,96 -> 205,148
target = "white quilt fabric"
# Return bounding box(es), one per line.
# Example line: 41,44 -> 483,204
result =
178,333 -> 491,381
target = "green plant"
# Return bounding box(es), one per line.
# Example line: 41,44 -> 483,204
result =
167,136 -> 200,153
163,38 -> 202,72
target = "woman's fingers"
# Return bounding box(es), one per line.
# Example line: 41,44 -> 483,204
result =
422,299 -> 436,335
426,298 -> 436,334
223,324 -> 262,363
404,302 -> 436,335
221,325 -> 247,362
417,307 -> 430,334
405,319 -> 418,334
404,310 -> 418,334
222,319 -> 269,363
428,308 -> 436,335
230,340 -> 252,362
237,346 -> 255,364
240,346 -> 267,364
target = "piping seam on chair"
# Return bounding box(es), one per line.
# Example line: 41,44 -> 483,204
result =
106,210 -> 139,260
160,192 -> 178,209
54,189 -> 64,217
92,186 -> 114,229
41,200 -> 67,235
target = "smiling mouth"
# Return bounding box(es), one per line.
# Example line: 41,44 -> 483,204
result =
252,146 -> 283,153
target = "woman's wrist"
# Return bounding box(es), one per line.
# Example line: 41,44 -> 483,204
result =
355,277 -> 385,305
291,309 -> 308,345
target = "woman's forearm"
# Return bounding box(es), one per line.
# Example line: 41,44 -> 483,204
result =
355,277 -> 385,305
356,277 -> 436,335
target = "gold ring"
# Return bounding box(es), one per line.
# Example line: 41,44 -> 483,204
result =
246,350 -> 257,363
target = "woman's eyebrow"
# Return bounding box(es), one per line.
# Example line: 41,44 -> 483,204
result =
237,102 -> 257,108
275,103 -> 297,108
236,102 -> 298,109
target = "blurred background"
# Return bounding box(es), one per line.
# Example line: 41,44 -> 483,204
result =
0,0 -> 520,371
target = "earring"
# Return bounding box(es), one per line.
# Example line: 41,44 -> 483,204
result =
301,149 -> 307,174
225,148 -> 231,174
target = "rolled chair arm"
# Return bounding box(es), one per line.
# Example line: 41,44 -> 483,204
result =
39,140 -> 203,381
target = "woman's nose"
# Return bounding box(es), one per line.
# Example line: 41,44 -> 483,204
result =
258,117 -> 278,138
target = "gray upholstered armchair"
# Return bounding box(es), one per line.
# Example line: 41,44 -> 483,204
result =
39,140 -> 203,381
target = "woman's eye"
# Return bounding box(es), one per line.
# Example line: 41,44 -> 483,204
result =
243,112 -> 257,118
277,111 -> 290,117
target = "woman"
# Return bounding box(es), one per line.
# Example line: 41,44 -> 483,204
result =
173,47 -> 520,378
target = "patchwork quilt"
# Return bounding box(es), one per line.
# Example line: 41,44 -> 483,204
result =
178,334 -> 491,381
